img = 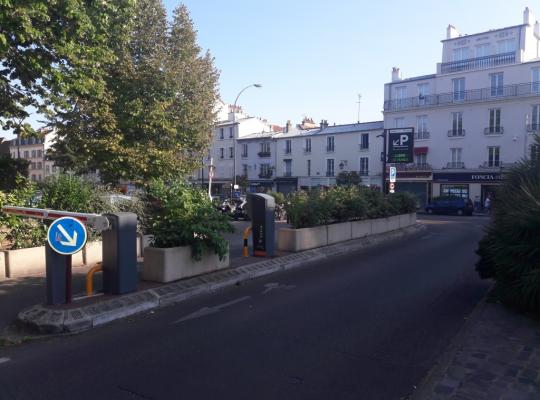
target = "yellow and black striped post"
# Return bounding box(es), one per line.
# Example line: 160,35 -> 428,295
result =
242,226 -> 252,257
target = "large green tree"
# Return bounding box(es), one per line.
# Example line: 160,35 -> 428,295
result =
49,1 -> 219,184
0,0 -> 133,136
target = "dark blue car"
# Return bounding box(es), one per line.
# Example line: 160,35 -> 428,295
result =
425,196 -> 474,216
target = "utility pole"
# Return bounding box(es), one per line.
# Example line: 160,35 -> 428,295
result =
378,130 -> 388,194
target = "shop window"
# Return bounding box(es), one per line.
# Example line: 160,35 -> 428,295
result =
440,184 -> 469,199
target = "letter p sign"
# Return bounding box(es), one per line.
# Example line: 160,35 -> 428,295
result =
400,135 -> 409,145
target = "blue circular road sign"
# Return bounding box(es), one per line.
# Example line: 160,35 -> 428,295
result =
47,217 -> 88,255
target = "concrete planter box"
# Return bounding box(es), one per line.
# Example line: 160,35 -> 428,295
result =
0,252 -> 5,279
278,213 -> 416,252
83,241 -> 102,266
142,245 -> 230,283
5,246 -> 84,278
351,220 -> 372,239
327,222 -> 352,245
277,225 -> 328,252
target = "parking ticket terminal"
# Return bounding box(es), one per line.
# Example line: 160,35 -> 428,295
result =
246,193 -> 275,257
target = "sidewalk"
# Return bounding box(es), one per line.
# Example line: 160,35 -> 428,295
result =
412,299 -> 540,400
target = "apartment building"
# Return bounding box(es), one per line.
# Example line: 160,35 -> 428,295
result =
236,131 -> 276,193
383,7 -> 540,206
9,128 -> 59,181
273,120 -> 384,194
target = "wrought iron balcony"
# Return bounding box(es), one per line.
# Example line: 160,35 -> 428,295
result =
358,144 -> 369,151
326,146 -> 335,153
415,131 -> 430,140
527,124 -> 540,132
258,151 -> 271,158
325,171 -> 334,177
446,162 -> 465,169
284,149 -> 291,154
440,51 -> 515,74
241,153 -> 248,158
481,161 -> 502,168
448,129 -> 465,137
359,170 -> 369,176
303,147 -> 311,153
384,79 -> 540,112
484,127 -> 504,135
258,172 -> 273,179
283,172 -> 292,177
393,163 -> 432,171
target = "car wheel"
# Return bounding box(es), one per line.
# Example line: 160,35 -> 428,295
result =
427,208 -> 433,214
457,209 -> 464,216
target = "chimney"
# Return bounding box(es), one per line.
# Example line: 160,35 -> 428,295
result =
320,119 -> 329,129
535,20 -> 540,37
391,67 -> 402,82
285,120 -> 292,133
524,7 -> 533,25
446,24 -> 459,39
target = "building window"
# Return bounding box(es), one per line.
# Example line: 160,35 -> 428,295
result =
395,86 -> 406,106
415,154 -> 427,166
30,162 -> 36,170
31,150 -> 36,158
498,38 -> 515,54
476,44 -> 490,58
304,138 -> 311,153
451,112 -> 464,136
260,142 -> 271,155
229,147 -> 234,158
531,144 -> 540,161
416,115 -> 429,139
219,128 -> 224,140
441,184 -> 469,199
37,150 -> 42,158
488,109 -> 502,133
394,117 -> 405,128
285,139 -> 292,154
219,148 -> 224,159
326,136 -> 334,152
490,72 -> 504,97
488,146 -> 500,167
260,163 -> 272,178
448,147 -> 463,168
532,68 -> 540,93
532,105 -> 540,131
452,47 -> 469,61
307,160 -> 311,176
45,165 -> 50,174
284,159 -> 292,177
37,162 -> 42,169
242,143 -> 248,157
359,157 -> 369,176
326,159 -> 334,176
418,83 -> 429,105
24,150 -> 29,158
452,78 -> 465,101
31,174 -> 36,181
359,133 -> 369,150
229,127 -> 234,138
242,164 -> 248,176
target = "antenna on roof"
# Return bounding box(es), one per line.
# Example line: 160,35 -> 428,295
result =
356,94 -> 362,123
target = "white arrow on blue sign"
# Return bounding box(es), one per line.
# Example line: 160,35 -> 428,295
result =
389,166 -> 397,183
47,217 -> 88,255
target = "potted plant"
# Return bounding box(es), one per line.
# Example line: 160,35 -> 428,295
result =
143,179 -> 234,283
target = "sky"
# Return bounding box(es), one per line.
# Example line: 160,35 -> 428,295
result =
162,0 -> 537,126
5,0 -> 536,139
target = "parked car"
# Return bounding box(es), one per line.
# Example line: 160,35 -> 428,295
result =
425,196 -> 474,216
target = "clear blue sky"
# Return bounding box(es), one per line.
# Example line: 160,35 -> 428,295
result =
164,0 -> 536,126
5,0 -> 535,140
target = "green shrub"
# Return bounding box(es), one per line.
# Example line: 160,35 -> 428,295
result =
146,179 -> 234,260
386,192 -> 417,214
268,191 -> 285,207
475,141 -> 540,313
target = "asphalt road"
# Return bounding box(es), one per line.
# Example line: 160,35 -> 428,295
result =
0,215 -> 490,400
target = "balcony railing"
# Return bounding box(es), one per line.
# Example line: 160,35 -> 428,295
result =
448,129 -> 465,137
481,161 -> 502,168
258,151 -> 271,158
283,172 -> 292,177
527,124 -> 540,132
359,144 -> 369,151
326,171 -> 334,177
384,79 -> 540,112
284,149 -> 291,154
258,172 -> 273,179
392,163 -> 432,171
484,127 -> 504,135
440,51 -> 515,74
326,146 -> 335,153
359,170 -> 369,176
415,131 -> 430,140
446,162 -> 465,169
303,147 -> 311,153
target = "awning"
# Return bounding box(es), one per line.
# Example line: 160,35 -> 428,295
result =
414,147 -> 429,155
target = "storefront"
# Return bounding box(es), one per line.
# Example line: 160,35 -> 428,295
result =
432,171 -> 502,206
386,170 -> 432,208
275,177 -> 298,195
247,180 -> 274,193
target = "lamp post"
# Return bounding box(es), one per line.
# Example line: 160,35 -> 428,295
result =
377,130 -> 388,194
232,84 -> 262,197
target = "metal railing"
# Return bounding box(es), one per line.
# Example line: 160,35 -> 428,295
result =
526,124 -> 540,132
359,170 -> 369,176
358,144 -> 369,151
283,172 -> 292,177
484,127 -> 504,135
258,172 -> 273,179
415,131 -> 430,140
446,162 -> 465,169
303,147 -> 311,153
440,51 -> 515,74
392,163 -> 432,171
326,146 -> 335,153
325,171 -> 334,177
384,80 -> 540,112
481,161 -> 502,168
448,129 -> 465,137
257,151 -> 271,158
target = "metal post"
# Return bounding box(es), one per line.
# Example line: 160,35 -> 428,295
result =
65,255 -> 72,303
383,130 -> 387,194
45,243 -> 69,305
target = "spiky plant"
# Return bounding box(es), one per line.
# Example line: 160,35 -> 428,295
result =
476,135 -> 540,312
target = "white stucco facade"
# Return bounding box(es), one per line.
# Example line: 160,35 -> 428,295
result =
383,7 -> 540,207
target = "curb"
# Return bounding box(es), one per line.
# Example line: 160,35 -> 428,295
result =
407,287 -> 493,400
17,224 -> 425,334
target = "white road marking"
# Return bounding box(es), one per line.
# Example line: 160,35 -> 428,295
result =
172,296 -> 251,324
0,357 -> 11,364
262,282 -> 296,294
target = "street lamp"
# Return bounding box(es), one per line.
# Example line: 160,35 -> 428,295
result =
232,83 -> 262,196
